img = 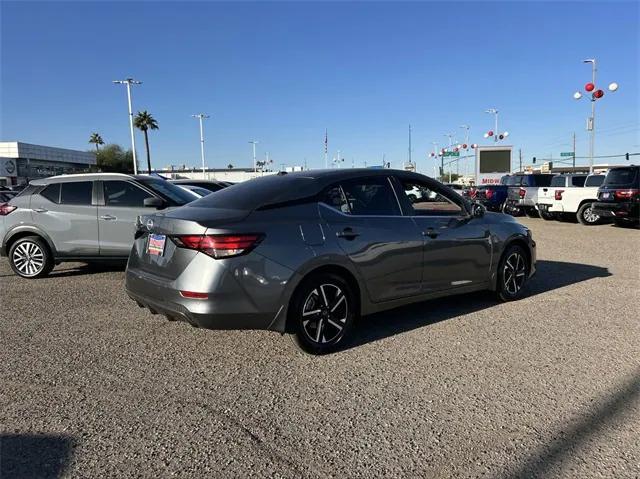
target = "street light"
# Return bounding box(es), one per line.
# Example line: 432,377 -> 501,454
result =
113,78 -> 142,174
192,113 -> 210,177
249,140 -> 258,173
573,58 -> 619,173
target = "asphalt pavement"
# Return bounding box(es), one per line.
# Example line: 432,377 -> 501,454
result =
1,218 -> 639,478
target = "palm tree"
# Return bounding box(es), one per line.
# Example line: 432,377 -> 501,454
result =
133,111 -> 159,173
88,133 -> 104,153
227,163 -> 234,169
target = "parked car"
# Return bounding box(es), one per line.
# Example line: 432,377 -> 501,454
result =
126,169 -> 536,355
504,174 -> 556,217
0,173 -> 197,278
474,175 -> 511,212
592,166 -> 640,227
0,191 -> 17,203
169,179 -> 229,193
536,173 -> 605,224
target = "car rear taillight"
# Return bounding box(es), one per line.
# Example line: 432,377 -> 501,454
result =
485,189 -> 494,199
555,190 -> 564,200
518,188 -> 526,198
172,234 -> 264,259
614,189 -> 639,200
0,204 -> 16,216
179,291 -> 209,299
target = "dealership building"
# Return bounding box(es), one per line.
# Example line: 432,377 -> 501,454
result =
0,141 -> 96,186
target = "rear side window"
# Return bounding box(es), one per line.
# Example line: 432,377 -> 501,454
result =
104,181 -> 152,207
340,177 -> 401,216
603,167 -> 639,187
60,181 -> 93,205
571,176 -> 586,187
550,176 -> 566,187
585,175 -> 605,187
40,183 -> 61,203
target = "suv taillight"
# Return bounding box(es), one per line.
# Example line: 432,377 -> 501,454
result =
614,189 -> 639,200
518,188 -> 526,198
171,234 -> 264,259
0,204 -> 16,216
555,190 -> 564,200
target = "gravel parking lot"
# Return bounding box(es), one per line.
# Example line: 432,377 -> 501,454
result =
1,218 -> 639,478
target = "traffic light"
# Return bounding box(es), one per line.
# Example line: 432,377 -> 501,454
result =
532,157 -> 536,164
626,153 -> 630,161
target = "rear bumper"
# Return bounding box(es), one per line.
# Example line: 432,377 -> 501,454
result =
592,201 -> 639,219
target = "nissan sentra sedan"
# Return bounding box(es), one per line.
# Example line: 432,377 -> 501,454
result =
126,169 -> 536,354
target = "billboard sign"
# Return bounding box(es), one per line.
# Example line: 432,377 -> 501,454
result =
475,146 -> 512,185
0,158 -> 18,177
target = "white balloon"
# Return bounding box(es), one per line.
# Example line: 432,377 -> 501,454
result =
573,91 -> 582,100
503,131 -> 509,137
608,82 -> 619,92
483,133 -> 489,138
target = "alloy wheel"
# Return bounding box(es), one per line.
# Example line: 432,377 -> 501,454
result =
301,283 -> 348,344
12,241 -> 45,277
583,206 -> 599,224
503,252 -> 526,295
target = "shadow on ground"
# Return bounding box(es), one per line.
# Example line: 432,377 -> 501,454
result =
0,433 -> 76,479
0,261 -> 127,279
504,368 -> 640,478
349,260 -> 611,349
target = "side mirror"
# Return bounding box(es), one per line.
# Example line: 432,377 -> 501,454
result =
143,197 -> 166,209
472,202 -> 486,218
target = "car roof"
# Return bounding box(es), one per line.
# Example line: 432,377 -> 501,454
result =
170,179 -> 227,185
31,172 -> 134,185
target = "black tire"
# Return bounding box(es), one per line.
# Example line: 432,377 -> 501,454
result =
524,207 -> 539,218
539,209 -> 555,221
614,218 -> 640,228
496,244 -> 530,302
577,202 -> 601,225
289,272 -> 357,355
8,235 -> 54,279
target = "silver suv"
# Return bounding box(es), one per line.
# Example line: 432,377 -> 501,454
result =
0,173 -> 195,278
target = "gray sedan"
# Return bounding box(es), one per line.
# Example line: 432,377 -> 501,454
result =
126,169 -> 536,354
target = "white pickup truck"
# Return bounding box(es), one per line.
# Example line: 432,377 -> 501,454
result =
536,173 -> 606,224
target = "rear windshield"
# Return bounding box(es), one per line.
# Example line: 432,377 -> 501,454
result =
526,175 -> 554,187
136,178 -> 196,206
192,174 -> 317,211
603,167 -> 639,187
585,175 -> 605,187
550,176 -> 566,187
505,176 -> 521,186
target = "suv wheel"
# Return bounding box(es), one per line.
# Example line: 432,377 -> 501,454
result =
539,209 -> 555,221
577,202 -> 600,225
496,245 -> 529,302
290,273 -> 356,355
524,207 -> 539,218
9,236 -> 54,278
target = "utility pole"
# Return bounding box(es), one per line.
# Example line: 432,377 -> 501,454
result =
192,113 -> 210,177
113,78 -> 142,174
519,149 -> 522,173
585,59 -> 596,173
408,124 -> 412,166
572,132 -> 576,169
249,140 -> 258,173
324,129 -> 328,169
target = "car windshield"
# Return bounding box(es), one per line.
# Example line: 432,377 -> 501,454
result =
603,167 -> 639,187
137,178 -> 196,205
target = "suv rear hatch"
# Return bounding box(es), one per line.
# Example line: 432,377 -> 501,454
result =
598,167 -> 640,203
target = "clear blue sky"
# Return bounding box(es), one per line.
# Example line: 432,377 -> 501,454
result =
1,1 -> 638,173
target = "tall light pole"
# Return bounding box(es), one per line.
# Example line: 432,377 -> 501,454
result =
249,140 -> 258,173
113,78 -> 142,174
485,109 -> 499,143
192,113 -> 210,177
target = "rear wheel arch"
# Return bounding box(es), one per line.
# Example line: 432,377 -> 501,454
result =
4,228 -> 57,258
285,264 -> 362,333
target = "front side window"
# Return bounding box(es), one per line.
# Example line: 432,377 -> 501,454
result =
321,185 -> 349,213
104,181 -> 152,207
339,177 -> 401,216
60,181 -> 93,205
399,179 -> 462,216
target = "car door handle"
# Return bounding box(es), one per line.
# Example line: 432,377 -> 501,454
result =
336,227 -> 360,240
33,208 -> 48,213
100,214 -> 116,221
422,228 -> 439,239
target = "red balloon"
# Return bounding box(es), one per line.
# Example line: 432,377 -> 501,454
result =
462,144 -> 468,149
488,130 -> 494,137
585,83 -> 595,92
454,147 -> 459,152
593,89 -> 604,99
